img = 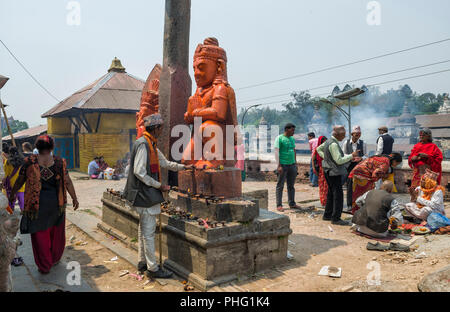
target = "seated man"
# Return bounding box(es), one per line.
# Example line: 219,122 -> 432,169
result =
88,157 -> 100,179
405,169 -> 445,221
352,181 -> 403,238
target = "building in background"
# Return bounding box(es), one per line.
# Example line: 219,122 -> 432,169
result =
41,58 -> 145,171
2,124 -> 47,149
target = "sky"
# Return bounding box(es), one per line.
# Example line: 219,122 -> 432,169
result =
1,0 -> 450,127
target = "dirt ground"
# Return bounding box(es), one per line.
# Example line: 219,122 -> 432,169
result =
63,220 -> 190,292
66,172 -> 450,292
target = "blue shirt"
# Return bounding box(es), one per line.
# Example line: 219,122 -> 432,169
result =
88,160 -> 100,176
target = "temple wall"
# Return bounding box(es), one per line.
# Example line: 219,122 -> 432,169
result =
81,112 -> 136,134
78,133 -> 130,173
47,117 -> 71,135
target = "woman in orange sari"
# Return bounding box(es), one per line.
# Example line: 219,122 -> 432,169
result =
349,153 -> 403,214
408,128 -> 443,190
312,136 -> 328,207
406,169 -> 445,220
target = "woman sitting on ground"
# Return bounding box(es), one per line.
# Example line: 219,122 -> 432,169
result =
349,153 -> 403,214
405,169 -> 445,221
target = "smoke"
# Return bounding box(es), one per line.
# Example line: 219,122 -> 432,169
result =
335,103 -> 387,144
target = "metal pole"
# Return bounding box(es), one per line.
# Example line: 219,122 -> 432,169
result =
159,212 -> 163,267
241,104 -> 262,126
0,98 -> 16,147
348,98 -> 351,137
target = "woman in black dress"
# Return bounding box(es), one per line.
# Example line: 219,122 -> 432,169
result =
9,135 -> 79,273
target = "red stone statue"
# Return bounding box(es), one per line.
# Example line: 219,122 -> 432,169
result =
136,64 -> 162,139
181,37 -> 238,169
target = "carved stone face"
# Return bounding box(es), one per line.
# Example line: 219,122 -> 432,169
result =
194,58 -> 217,88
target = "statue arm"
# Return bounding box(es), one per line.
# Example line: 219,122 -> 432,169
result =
193,86 -> 228,122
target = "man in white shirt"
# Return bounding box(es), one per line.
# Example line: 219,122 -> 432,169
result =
376,126 -> 394,156
124,113 -> 192,278
342,125 -> 367,212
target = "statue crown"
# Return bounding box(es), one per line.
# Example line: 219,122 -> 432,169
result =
194,37 -> 227,62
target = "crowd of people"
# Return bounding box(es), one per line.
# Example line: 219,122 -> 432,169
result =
275,123 -> 446,235
88,154 -> 130,180
0,117 -> 447,289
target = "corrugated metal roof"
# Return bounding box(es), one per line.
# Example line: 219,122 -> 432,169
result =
416,114 -> 450,128
2,124 -> 47,141
42,69 -> 145,118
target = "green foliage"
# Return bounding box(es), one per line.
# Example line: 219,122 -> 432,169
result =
1,119 -> 29,137
239,84 -> 445,130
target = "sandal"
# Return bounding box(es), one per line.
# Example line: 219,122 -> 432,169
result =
276,206 -> 284,212
366,241 -> 390,251
11,257 -> 24,267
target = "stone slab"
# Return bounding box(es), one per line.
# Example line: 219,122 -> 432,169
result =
178,168 -> 242,198
168,191 -> 259,222
242,189 -> 268,210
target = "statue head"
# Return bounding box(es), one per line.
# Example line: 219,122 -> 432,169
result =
193,37 -> 228,88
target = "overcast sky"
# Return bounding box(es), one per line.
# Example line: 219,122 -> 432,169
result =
1,0 -> 450,127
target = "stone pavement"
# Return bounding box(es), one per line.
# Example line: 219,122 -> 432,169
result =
11,232 -> 93,292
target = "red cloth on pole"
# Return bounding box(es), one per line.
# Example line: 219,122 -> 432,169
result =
30,219 -> 66,273
408,142 -> 443,188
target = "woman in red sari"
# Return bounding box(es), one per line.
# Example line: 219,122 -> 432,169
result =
349,153 -> 403,214
408,128 -> 443,190
312,136 -> 328,207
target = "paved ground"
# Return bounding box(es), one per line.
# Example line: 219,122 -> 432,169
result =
11,231 -> 93,292
10,171 -> 450,292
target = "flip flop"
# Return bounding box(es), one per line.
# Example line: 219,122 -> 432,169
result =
11,257 -> 24,266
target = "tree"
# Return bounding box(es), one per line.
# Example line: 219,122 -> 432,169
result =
1,120 -> 29,137
283,91 -> 315,131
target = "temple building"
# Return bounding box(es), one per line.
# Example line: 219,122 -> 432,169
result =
387,97 -> 450,157
42,58 -> 145,171
389,101 -> 419,145
438,93 -> 450,114
308,103 -> 329,137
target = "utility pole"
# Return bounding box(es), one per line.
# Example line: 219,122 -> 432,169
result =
0,75 -> 16,147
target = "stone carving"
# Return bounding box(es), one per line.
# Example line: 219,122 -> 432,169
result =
181,37 -> 238,169
136,64 -> 162,139
0,211 -> 19,292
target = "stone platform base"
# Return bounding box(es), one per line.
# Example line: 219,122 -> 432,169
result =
101,192 -> 291,291
168,191 -> 259,222
178,168 -> 242,198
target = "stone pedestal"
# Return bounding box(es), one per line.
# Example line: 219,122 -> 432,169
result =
168,191 -> 259,222
100,191 -> 291,291
178,168 -> 242,198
